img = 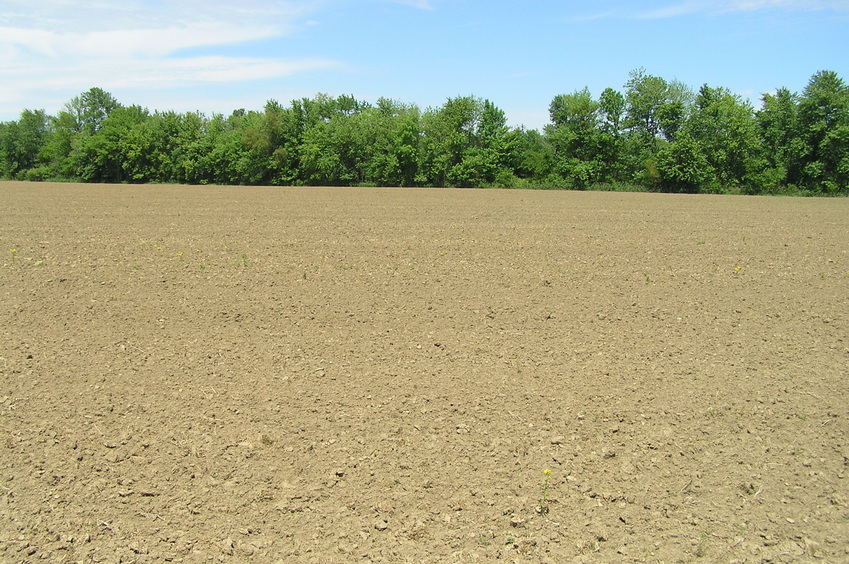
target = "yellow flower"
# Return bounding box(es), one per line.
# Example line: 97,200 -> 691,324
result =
543,468 -> 551,476
10,249 -> 16,254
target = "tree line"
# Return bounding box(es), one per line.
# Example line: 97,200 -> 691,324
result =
1,69 -> 847,195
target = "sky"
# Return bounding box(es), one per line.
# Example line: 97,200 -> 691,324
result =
1,0 -> 847,131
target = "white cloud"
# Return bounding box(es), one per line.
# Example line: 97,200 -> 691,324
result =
0,23 -> 282,59
636,0 -> 849,18
567,10 -> 619,22
0,0 -> 339,117
636,2 -> 703,18
0,27 -> 59,57
119,57 -> 340,85
726,0 -> 849,10
388,0 -> 435,9
81,25 -> 283,59
0,0 -> 323,32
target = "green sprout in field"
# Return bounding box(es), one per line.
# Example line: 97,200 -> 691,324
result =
537,468 -> 552,515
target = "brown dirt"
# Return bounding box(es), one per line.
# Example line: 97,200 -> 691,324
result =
1,182 -> 847,563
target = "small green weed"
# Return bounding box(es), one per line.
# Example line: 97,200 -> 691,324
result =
477,532 -> 492,546
695,531 -> 709,558
536,468 -> 552,515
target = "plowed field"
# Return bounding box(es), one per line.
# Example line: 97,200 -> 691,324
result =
1,182 -> 847,562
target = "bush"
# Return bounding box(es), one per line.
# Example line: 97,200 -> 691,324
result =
20,165 -> 52,182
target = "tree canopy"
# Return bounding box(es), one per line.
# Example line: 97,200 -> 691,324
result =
1,73 -> 847,195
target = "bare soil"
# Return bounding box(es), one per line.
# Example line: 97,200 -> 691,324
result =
1,182 -> 847,563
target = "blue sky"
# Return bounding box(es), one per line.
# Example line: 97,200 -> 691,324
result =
1,0 -> 847,131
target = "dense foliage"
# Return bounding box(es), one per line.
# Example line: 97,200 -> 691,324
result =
2,70 -> 847,194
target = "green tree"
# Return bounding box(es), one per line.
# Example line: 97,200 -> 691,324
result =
599,87 -> 625,138
547,88 -> 600,179
419,96 -> 476,186
504,128 -> 553,183
624,69 -> 692,147
418,96 -> 509,187
385,99 -> 422,186
170,111 -> 211,184
684,84 -> 763,191
298,95 -> 378,185
199,110 -> 269,185
194,113 -> 239,184
657,100 -> 686,142
31,88 -> 123,181
63,87 -> 121,135
622,69 -> 693,186
299,117 -> 352,185
655,132 -> 712,192
757,87 -> 804,191
597,88 -> 627,182
74,105 -> 148,182
797,70 -> 849,192
355,98 -> 421,186
451,99 -> 509,186
235,99 -> 315,185
256,100 -> 302,184
0,109 -> 51,179
549,88 -> 599,132
39,110 -> 81,180
115,109 -> 198,183
545,88 -> 624,188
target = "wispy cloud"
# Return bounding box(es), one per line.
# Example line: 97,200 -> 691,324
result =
1,57 -> 322,93
729,0 -> 849,10
0,0 -> 338,115
568,10 -> 620,22
0,23 -> 281,59
0,0 -> 323,32
636,2 -> 703,18
635,0 -> 849,18
388,0 -> 435,10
